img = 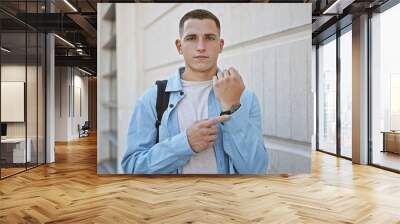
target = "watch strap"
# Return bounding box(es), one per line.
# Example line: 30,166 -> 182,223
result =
219,104 -> 241,116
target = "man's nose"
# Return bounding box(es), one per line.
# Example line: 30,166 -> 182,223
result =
196,38 -> 206,51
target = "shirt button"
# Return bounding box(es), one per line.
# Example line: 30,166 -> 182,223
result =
169,104 -> 174,108
180,91 -> 184,96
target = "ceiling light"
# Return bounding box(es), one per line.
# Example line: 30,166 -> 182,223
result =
322,0 -> 349,15
1,47 -> 11,53
54,34 -> 75,48
63,0 -> 78,12
76,48 -> 85,55
78,67 -> 92,76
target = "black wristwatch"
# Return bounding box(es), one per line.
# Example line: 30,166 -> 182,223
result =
220,104 -> 241,116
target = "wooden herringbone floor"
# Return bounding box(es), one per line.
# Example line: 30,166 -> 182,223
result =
1,134 -> 400,224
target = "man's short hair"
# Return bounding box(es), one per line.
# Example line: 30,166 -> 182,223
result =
179,9 -> 220,37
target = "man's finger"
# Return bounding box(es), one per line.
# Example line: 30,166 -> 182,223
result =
195,118 -> 208,125
223,69 -> 230,78
207,134 -> 218,142
200,116 -> 229,127
212,75 -> 218,86
229,67 -> 241,79
214,115 -> 230,124
228,67 -> 237,76
216,71 -> 223,80
219,115 -> 231,122
199,117 -> 221,127
208,127 -> 219,135
220,70 -> 226,79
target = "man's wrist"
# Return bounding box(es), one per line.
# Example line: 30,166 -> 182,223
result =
186,129 -> 199,154
220,103 -> 241,116
221,102 -> 241,112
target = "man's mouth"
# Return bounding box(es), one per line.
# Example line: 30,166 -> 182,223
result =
194,56 -> 209,59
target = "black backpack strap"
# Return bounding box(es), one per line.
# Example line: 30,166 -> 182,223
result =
155,80 -> 170,143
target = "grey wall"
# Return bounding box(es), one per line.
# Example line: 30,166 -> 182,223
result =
54,67 -> 89,141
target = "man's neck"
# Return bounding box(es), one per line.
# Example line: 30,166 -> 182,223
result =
181,66 -> 217,81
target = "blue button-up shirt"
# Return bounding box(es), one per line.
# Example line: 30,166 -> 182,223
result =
122,67 -> 268,174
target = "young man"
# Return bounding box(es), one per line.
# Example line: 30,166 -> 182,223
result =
122,9 -> 267,174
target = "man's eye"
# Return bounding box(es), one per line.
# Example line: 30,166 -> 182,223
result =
186,36 -> 195,41
207,36 -> 216,40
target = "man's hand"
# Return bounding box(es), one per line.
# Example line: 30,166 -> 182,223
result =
187,116 -> 230,153
213,67 -> 245,111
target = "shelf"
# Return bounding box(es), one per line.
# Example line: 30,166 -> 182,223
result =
103,4 -> 116,21
102,70 -> 117,79
97,158 -> 117,174
102,101 -> 117,108
102,130 -> 118,146
102,35 -> 116,50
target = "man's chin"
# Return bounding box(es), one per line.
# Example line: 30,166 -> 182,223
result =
190,64 -> 215,73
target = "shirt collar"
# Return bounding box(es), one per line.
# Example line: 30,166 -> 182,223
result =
165,66 -> 220,92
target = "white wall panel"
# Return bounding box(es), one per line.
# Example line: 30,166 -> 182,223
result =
141,3 -> 178,28
276,44 -> 291,139
290,40 -> 309,142
250,50 -> 264,130
263,48 -> 276,136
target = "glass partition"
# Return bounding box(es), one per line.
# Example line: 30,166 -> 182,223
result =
1,31 -> 28,177
0,1 -> 46,179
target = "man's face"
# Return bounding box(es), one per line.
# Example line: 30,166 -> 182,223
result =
176,19 -> 224,73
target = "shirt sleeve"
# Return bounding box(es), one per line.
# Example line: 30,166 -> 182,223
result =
221,91 -> 268,174
121,87 -> 194,174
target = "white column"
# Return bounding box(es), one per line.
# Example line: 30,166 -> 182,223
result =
46,32 -> 55,163
352,14 -> 369,164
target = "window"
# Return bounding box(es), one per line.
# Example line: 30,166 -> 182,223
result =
340,28 -> 352,158
370,2 -> 400,171
317,36 -> 337,155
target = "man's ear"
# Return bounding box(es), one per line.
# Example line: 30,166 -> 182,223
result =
175,39 -> 182,55
219,38 -> 224,53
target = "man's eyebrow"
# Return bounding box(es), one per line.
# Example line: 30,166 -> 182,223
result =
183,34 -> 196,38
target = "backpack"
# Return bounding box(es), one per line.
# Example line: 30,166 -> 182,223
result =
155,80 -> 170,143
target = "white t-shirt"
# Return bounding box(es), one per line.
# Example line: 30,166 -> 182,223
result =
177,79 -> 218,174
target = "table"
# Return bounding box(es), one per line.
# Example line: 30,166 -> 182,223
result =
381,131 -> 400,154
1,138 -> 32,164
